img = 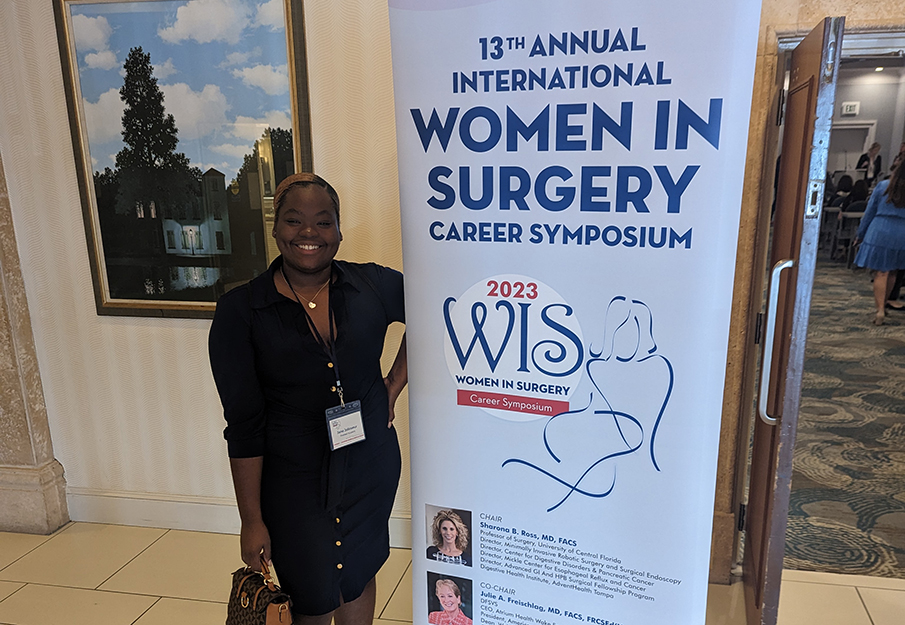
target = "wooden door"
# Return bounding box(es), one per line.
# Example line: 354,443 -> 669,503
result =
743,17 -> 844,625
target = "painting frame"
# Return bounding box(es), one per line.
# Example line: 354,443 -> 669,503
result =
53,0 -> 313,317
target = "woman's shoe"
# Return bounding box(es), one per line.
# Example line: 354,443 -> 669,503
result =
885,300 -> 905,311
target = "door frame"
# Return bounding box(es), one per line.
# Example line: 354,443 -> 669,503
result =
714,27 -> 905,590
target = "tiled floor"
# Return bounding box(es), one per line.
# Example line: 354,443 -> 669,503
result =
1,523 -> 904,624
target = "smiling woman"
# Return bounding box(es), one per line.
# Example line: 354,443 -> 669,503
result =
208,173 -> 409,625
274,182 -> 342,288
428,579 -> 473,625
427,509 -> 470,566
54,0 -> 313,315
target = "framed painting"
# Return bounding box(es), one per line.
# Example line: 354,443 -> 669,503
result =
53,0 -> 312,317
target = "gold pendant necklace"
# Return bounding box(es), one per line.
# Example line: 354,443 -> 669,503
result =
281,266 -> 329,309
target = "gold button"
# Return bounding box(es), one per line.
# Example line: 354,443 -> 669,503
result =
336,563 -> 343,570
331,386 -> 337,392
335,517 -> 340,523
336,541 -> 342,547
327,362 -> 334,368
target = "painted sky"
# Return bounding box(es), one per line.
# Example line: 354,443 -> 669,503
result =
70,0 -> 293,181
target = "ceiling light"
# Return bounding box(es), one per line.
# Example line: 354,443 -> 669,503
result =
876,67 -> 884,71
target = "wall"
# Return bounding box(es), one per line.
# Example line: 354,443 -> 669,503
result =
831,68 -> 905,171
0,0 -> 409,543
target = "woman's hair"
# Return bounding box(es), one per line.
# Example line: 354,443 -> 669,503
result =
431,510 -> 469,551
836,175 -> 853,193
435,579 -> 460,598
273,172 -> 340,223
885,157 -> 905,208
849,179 -> 868,203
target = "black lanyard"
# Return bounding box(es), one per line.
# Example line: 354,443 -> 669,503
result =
283,268 -> 345,406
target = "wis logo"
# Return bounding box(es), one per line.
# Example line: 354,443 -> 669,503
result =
442,275 -> 583,420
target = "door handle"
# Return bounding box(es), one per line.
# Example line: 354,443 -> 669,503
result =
758,259 -> 795,426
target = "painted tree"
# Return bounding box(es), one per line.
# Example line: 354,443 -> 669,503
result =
115,46 -> 199,217
231,127 -> 294,196
270,127 -> 294,188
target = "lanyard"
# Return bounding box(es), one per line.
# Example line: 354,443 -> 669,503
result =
282,267 -> 345,406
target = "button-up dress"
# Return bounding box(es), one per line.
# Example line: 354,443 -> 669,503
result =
209,258 -> 405,615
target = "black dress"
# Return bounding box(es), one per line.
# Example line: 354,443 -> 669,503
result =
856,153 -> 882,182
209,257 -> 405,615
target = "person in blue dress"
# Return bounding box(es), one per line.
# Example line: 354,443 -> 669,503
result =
854,163 -> 905,325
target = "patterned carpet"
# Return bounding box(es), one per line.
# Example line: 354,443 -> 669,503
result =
784,256 -> 905,577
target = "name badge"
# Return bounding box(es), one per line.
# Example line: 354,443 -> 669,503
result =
326,400 -> 365,450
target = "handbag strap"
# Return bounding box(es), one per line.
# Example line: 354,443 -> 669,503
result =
259,556 -> 277,591
235,554 -> 278,601
253,583 -> 268,611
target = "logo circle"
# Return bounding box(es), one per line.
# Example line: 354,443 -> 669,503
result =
443,274 -> 583,421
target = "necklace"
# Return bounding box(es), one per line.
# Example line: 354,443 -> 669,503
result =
280,266 -> 329,309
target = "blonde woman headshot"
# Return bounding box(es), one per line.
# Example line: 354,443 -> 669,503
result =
426,510 -> 469,566
428,579 -> 472,625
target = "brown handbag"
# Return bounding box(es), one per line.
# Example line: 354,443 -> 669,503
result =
227,557 -> 292,625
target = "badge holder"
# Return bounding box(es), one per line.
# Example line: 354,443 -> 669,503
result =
326,389 -> 365,451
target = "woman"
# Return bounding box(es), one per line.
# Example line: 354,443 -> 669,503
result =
426,510 -> 469,565
854,163 -> 905,325
209,173 -> 408,624
829,174 -> 853,207
840,178 -> 868,211
857,142 -> 883,184
428,579 -> 472,625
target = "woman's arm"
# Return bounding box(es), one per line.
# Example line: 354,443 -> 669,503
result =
230,457 -> 270,570
384,333 -> 408,427
856,183 -> 883,241
209,288 -> 270,569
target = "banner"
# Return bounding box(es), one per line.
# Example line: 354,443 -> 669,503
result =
389,2 -> 760,624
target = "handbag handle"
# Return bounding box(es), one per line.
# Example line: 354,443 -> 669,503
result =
258,556 -> 277,591
236,554 -> 278,601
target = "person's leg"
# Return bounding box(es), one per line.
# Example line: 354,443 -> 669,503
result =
882,271 -> 902,309
873,270 -> 891,324
890,269 -> 905,301
333,578 -> 377,625
887,269 -> 905,308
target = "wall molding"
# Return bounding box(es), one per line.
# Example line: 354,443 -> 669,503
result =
67,488 -> 412,547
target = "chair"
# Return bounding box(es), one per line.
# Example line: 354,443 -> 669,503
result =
821,205 -> 840,249
830,200 -> 866,267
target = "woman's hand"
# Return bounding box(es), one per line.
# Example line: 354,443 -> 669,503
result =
240,519 -> 271,571
385,334 -> 408,428
385,376 -> 402,427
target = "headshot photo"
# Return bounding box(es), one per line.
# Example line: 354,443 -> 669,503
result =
425,505 -> 472,566
426,572 -> 473,625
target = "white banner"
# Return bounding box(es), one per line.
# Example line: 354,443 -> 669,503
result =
389,2 -> 760,624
